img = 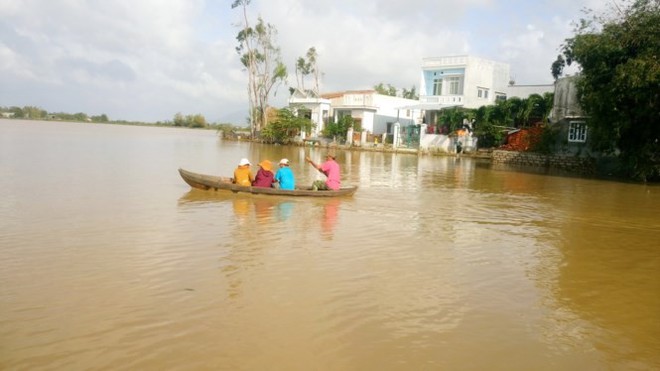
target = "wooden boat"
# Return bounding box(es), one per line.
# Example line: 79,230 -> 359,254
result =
178,168 -> 358,197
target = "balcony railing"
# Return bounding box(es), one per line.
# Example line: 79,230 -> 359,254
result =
341,94 -> 374,107
422,56 -> 468,68
420,95 -> 464,104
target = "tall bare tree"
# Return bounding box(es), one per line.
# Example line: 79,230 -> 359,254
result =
306,47 -> 320,94
232,0 -> 287,137
295,57 -> 309,92
295,47 -> 320,94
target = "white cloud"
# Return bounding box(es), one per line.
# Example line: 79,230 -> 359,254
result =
0,0 -> 610,122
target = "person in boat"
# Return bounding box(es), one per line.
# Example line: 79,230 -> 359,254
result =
273,158 -> 295,190
233,158 -> 254,186
305,151 -> 341,191
252,160 -> 274,188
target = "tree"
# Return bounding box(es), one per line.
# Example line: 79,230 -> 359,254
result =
503,97 -> 525,127
552,0 -> 660,181
188,114 -> 207,128
551,55 -> 565,80
23,106 -> 46,119
91,114 -> 109,122
261,107 -> 314,143
307,47 -> 320,94
9,106 -> 24,118
232,0 -> 288,138
520,94 -> 553,125
373,82 -> 397,96
402,86 -> 419,100
295,56 -> 310,91
173,112 -> 185,126
295,47 -> 320,93
323,115 -> 353,139
437,107 -> 469,131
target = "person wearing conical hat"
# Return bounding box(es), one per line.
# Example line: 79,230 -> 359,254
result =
305,150 -> 341,191
233,158 -> 253,186
252,159 -> 274,188
273,158 -> 295,190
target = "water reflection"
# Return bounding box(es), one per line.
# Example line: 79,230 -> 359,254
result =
232,197 -> 250,225
277,201 -> 295,221
178,189 -> 341,237
321,198 -> 340,240
177,190 -> 348,301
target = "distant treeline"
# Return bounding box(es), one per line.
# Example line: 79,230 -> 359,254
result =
0,105 -> 242,132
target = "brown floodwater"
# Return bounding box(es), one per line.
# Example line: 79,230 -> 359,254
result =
1,119 -> 658,370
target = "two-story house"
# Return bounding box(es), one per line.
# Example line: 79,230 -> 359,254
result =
417,55 -> 553,126
418,55 -> 510,124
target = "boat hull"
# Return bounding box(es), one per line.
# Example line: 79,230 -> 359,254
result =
178,168 -> 357,197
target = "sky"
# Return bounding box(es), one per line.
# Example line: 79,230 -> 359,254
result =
0,0 -> 607,124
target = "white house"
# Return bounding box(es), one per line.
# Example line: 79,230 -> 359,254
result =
416,55 -> 553,123
321,90 -> 420,135
287,89 -> 331,139
420,55 -> 510,108
287,55 -> 554,150
288,89 -> 420,139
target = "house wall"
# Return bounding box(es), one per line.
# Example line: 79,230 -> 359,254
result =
420,55 -> 510,109
545,76 -> 592,157
325,91 -> 419,135
371,94 -> 419,134
549,76 -> 584,123
373,115 -> 415,134
288,89 -> 332,137
462,57 -> 510,108
289,101 -> 330,137
551,118 -> 596,156
505,84 -> 554,99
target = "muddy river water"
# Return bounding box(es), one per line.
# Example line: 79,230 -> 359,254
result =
1,119 -> 658,370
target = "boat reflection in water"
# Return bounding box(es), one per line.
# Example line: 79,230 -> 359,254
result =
178,189 -> 338,235
177,189 -> 345,300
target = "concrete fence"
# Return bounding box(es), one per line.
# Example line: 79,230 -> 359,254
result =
492,150 -> 596,174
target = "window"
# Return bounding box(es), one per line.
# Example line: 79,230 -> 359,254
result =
433,79 -> 443,95
448,77 -> 461,95
495,93 -> 507,102
568,121 -> 587,142
477,87 -> 489,99
477,89 -> 482,98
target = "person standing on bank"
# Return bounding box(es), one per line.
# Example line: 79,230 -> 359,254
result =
273,158 -> 295,190
252,160 -> 274,188
305,151 -> 341,191
233,158 -> 254,186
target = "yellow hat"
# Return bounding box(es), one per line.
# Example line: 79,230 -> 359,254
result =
258,160 -> 273,172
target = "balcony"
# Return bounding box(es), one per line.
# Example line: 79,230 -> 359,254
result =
420,95 -> 464,105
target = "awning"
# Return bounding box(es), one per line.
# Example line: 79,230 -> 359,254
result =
395,103 -> 462,110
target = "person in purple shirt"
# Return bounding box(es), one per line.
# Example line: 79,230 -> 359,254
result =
306,151 -> 341,191
252,160 -> 274,188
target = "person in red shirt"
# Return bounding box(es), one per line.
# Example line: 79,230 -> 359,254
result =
252,160 -> 274,188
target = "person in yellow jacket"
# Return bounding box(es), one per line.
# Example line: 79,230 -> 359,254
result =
232,158 -> 254,186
